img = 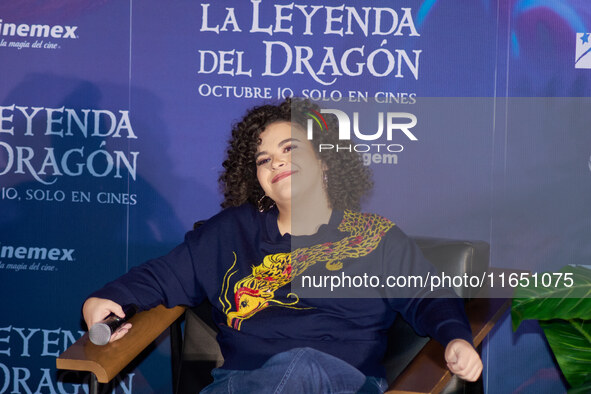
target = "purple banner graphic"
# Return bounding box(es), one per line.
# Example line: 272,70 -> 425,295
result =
1,1 -> 589,393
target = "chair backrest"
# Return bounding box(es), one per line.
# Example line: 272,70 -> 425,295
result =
413,236 -> 490,299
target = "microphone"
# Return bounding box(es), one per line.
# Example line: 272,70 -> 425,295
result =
89,304 -> 137,345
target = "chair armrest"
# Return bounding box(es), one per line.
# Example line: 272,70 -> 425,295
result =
386,269 -> 513,394
56,305 -> 185,383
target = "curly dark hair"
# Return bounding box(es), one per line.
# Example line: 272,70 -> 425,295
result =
219,98 -> 373,211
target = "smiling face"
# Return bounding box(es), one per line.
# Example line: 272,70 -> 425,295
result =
255,121 -> 327,209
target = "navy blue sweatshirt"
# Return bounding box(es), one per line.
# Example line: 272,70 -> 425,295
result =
90,204 -> 473,377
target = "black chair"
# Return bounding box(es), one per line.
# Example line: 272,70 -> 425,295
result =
58,234 -> 507,394
174,236 -> 490,393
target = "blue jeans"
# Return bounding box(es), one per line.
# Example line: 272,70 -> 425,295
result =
200,347 -> 388,394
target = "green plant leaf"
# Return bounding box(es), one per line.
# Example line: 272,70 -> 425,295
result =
511,266 -> 591,388
540,319 -> 591,387
511,266 -> 591,331
568,378 -> 591,393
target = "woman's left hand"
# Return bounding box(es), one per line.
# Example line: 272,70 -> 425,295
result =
444,339 -> 483,382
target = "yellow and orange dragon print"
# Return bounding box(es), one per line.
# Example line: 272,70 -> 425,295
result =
219,211 -> 394,330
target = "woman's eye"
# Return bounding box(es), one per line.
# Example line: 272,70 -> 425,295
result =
256,158 -> 270,166
284,144 -> 297,153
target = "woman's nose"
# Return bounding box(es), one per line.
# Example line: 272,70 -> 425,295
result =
271,156 -> 286,169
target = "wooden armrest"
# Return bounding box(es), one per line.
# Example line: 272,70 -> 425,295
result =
56,305 -> 186,383
386,268 -> 519,394
386,297 -> 510,393
386,267 -> 522,393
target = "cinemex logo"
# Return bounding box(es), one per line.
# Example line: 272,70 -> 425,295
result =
306,109 -> 417,165
0,243 -> 75,261
0,18 -> 78,39
575,33 -> 591,69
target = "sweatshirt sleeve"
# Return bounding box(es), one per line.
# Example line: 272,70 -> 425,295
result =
88,229 -> 205,311
384,226 -> 474,347
399,295 -> 474,346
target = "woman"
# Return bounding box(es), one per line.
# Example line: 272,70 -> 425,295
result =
83,99 -> 482,393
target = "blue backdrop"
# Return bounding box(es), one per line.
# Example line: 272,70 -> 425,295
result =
1,1 -> 590,393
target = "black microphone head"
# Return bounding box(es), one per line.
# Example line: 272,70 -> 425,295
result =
89,323 -> 111,345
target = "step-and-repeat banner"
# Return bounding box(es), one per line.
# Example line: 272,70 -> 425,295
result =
1,1 -> 589,393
